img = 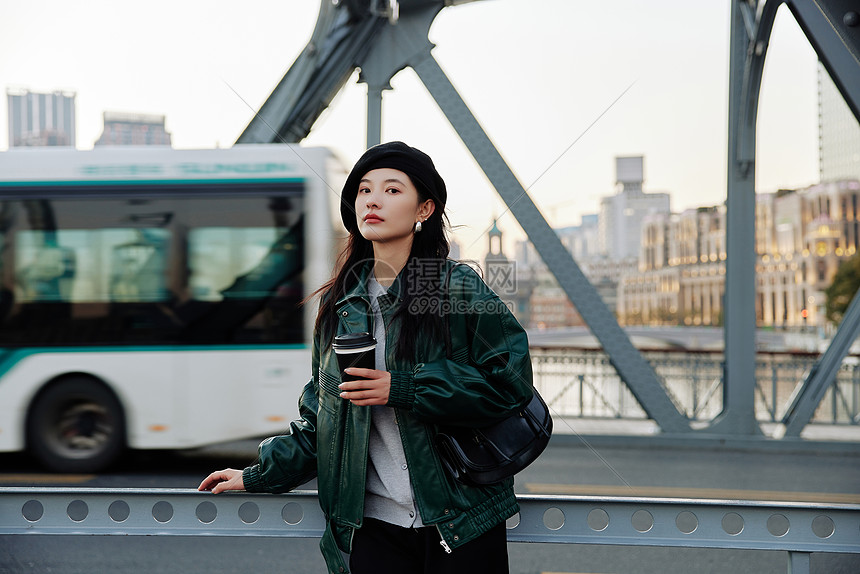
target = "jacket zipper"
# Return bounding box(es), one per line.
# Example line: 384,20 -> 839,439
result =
437,525 -> 452,554
376,283 -> 453,557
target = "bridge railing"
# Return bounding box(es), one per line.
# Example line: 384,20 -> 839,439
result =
532,348 -> 860,425
1,488 -> 857,574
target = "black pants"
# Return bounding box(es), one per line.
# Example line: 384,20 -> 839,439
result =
349,517 -> 509,574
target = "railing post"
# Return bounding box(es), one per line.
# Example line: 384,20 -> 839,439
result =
848,365 -> 860,424
772,363 -> 779,422
693,356 -> 700,420
578,374 -> 585,417
788,551 -> 810,574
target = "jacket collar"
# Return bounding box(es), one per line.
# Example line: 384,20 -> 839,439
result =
335,259 -> 406,307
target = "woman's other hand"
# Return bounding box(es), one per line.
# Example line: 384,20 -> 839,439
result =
198,468 -> 245,494
339,368 -> 391,406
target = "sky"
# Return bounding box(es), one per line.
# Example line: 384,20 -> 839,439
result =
0,0 -> 823,260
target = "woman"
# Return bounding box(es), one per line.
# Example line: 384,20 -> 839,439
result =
199,141 -> 534,574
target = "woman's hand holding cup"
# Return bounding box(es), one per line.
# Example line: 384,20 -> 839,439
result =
333,332 -> 389,405
339,368 -> 391,406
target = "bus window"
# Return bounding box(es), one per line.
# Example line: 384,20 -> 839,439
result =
0,192 -> 306,346
178,216 -> 305,344
188,227 -> 282,301
14,228 -> 170,303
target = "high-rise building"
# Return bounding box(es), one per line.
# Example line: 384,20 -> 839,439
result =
7,89 -> 76,147
818,64 -> 860,182
95,112 -> 172,146
598,156 -> 671,260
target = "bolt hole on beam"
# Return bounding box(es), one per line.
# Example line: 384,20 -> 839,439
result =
766,513 -> 790,537
109,500 -> 130,523
587,508 -> 609,532
721,512 -> 744,536
281,502 -> 302,525
676,511 -> 698,534
811,515 -> 835,539
196,501 -> 217,524
152,501 -> 173,523
67,500 -> 88,522
632,509 -> 654,533
22,500 -> 44,522
239,501 -> 260,524
543,507 -> 565,531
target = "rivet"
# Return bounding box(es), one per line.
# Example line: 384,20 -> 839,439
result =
844,11 -> 859,27
341,311 -> 348,316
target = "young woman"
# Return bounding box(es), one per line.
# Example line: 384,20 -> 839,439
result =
199,141 -> 534,574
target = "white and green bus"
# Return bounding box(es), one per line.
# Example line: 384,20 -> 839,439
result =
0,145 -> 343,472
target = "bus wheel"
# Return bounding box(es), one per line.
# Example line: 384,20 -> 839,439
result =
27,378 -> 125,473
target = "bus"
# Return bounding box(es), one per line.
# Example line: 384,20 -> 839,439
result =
0,145 -> 344,472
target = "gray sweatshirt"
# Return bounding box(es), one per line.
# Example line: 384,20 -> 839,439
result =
363,275 -> 423,527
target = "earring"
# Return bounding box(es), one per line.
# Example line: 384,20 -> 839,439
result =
414,220 -> 423,233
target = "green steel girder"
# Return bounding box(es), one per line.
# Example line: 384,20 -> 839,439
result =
778,0 -> 860,436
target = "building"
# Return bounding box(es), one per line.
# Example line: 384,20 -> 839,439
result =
482,220 -> 522,320
619,179 -> 860,329
620,206 -> 726,326
598,156 -> 671,260
818,64 -> 860,182
513,215 -> 603,329
7,89 -> 76,147
757,180 -> 860,328
95,112 -> 172,146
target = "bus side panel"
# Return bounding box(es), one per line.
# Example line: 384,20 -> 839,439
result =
0,351 -> 179,451
0,348 -> 312,454
181,348 -> 310,448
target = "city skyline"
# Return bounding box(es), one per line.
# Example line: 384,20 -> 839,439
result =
0,0 -> 830,259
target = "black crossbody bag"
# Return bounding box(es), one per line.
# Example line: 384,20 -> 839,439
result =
434,263 -> 552,485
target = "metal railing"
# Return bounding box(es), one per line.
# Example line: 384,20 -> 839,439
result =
532,348 -> 860,425
1,488 -> 858,574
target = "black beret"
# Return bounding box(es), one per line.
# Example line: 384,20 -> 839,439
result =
340,141 -> 447,232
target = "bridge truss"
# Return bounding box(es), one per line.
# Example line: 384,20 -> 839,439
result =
237,0 -> 860,441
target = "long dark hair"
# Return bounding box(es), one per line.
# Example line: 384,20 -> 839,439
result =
312,179 -> 450,361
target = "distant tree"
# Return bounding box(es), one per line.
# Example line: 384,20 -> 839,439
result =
825,254 -> 860,324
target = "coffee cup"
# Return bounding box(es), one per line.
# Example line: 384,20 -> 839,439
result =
332,332 -> 377,382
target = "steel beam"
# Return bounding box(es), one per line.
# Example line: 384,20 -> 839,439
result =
770,0 -> 860,435
407,53 -> 690,433
366,86 -> 383,148
2,488 -> 859,564
710,0 -> 782,436
786,0 -> 860,122
355,4 -> 440,148
236,3 -> 385,144
782,281 -> 860,435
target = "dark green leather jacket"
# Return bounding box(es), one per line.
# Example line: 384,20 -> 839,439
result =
242,260 -> 534,574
